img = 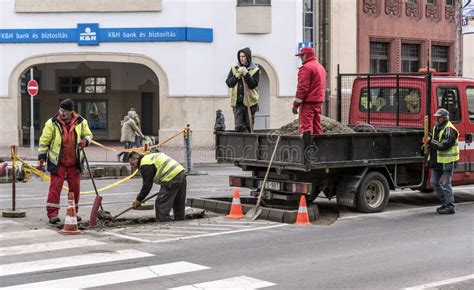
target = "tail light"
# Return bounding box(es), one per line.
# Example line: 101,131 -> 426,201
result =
229,176 -> 242,187
292,183 -> 310,194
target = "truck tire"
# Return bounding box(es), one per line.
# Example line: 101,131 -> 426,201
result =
356,172 -> 390,213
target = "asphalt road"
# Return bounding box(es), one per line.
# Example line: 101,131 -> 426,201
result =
0,164 -> 473,289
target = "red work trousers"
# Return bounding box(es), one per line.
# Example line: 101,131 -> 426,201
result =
299,103 -> 323,134
46,165 -> 81,218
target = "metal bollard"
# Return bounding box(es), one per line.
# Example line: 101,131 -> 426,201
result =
183,124 -> 193,173
2,146 -> 26,218
183,125 -> 208,176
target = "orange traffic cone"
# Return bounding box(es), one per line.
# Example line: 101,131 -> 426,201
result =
60,192 -> 82,235
226,188 -> 244,219
295,195 -> 311,225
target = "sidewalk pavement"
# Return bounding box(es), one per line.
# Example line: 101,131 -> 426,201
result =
0,142 -> 216,164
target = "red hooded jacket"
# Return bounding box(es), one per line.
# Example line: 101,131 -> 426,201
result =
293,47 -> 327,108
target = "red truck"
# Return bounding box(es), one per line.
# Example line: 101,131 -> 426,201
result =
347,72 -> 474,187
215,72 -> 474,213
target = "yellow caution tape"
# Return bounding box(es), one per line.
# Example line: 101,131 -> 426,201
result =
90,129 -> 185,153
12,127 -> 186,195
80,169 -> 138,195
14,155 -> 138,195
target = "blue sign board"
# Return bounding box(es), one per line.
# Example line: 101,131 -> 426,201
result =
298,42 -> 314,51
0,23 -> 213,44
77,23 -> 99,45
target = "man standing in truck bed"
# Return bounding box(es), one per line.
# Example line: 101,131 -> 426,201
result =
292,46 -> 327,134
423,108 -> 459,215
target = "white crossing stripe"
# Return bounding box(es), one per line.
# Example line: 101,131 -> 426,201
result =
0,249 -> 154,277
0,221 -> 21,227
0,239 -> 105,257
0,229 -> 57,241
170,275 -> 276,289
2,261 -> 209,289
404,274 -> 474,290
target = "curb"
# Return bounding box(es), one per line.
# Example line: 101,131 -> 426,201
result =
186,196 -> 320,224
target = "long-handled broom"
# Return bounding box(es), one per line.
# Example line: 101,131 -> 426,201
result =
83,149 -> 112,226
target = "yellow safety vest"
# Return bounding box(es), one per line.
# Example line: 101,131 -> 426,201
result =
361,96 -> 385,111
230,66 -> 260,107
140,153 -> 184,184
429,121 -> 460,164
38,115 -> 93,173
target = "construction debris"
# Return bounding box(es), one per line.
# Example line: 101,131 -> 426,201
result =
275,116 -> 354,135
78,208 -> 207,230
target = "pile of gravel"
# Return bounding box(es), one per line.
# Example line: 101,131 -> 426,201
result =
275,116 -> 354,135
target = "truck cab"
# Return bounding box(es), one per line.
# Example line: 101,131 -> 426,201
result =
348,75 -> 474,186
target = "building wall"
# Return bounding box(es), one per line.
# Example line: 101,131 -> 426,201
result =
464,35 -> 474,78
328,0 -> 358,118
357,0 -> 456,73
0,0 -> 303,147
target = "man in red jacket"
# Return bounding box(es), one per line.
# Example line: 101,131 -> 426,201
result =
292,46 -> 327,134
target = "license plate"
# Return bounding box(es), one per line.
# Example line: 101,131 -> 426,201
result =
257,180 -> 281,191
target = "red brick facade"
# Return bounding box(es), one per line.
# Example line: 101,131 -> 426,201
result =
357,0 -> 456,73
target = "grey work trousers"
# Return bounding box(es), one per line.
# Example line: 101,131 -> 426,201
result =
155,171 -> 187,222
233,104 -> 258,132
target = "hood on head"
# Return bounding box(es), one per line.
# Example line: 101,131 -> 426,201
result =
237,47 -> 256,68
121,116 -> 131,126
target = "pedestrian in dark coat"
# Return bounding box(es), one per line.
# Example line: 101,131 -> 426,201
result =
226,47 -> 260,132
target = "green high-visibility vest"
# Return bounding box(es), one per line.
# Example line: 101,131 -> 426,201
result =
230,65 -> 260,107
140,153 -> 184,184
429,121 -> 460,164
38,115 -> 93,173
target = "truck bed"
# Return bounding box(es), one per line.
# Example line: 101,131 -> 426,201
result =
215,128 -> 424,172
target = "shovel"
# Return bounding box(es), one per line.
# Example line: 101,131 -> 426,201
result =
83,149 -> 112,225
112,192 -> 160,220
243,81 -> 254,133
245,135 -> 281,220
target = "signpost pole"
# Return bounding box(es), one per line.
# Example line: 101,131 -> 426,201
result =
29,68 -> 34,154
455,0 -> 463,76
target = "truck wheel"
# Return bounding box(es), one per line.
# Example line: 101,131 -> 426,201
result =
356,172 -> 390,213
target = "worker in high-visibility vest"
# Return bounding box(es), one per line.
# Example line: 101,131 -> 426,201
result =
38,98 -> 92,224
423,108 -> 459,215
128,151 -> 186,222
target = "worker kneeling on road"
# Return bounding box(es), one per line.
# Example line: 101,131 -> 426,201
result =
128,151 -> 187,222
423,108 -> 459,215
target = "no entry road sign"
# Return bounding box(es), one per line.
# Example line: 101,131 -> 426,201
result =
27,80 -> 39,97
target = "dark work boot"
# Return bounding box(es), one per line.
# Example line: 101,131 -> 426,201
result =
436,205 -> 445,213
49,216 -> 61,224
437,207 -> 455,214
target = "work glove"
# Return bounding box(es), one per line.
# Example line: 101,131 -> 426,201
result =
422,136 -> 431,145
292,106 -> 298,115
238,66 -> 248,76
79,139 -> 88,149
132,199 -> 142,209
234,71 -> 242,79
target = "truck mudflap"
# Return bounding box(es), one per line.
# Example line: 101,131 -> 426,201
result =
335,169 -> 368,208
229,175 -> 312,195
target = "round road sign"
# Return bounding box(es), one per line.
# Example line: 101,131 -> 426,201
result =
27,80 -> 39,97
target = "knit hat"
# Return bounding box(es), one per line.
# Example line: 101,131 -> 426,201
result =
59,98 -> 74,111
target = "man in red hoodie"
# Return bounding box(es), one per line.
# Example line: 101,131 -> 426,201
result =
292,46 -> 327,134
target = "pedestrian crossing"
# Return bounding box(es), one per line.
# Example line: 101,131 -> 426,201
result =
0,226 -> 277,289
